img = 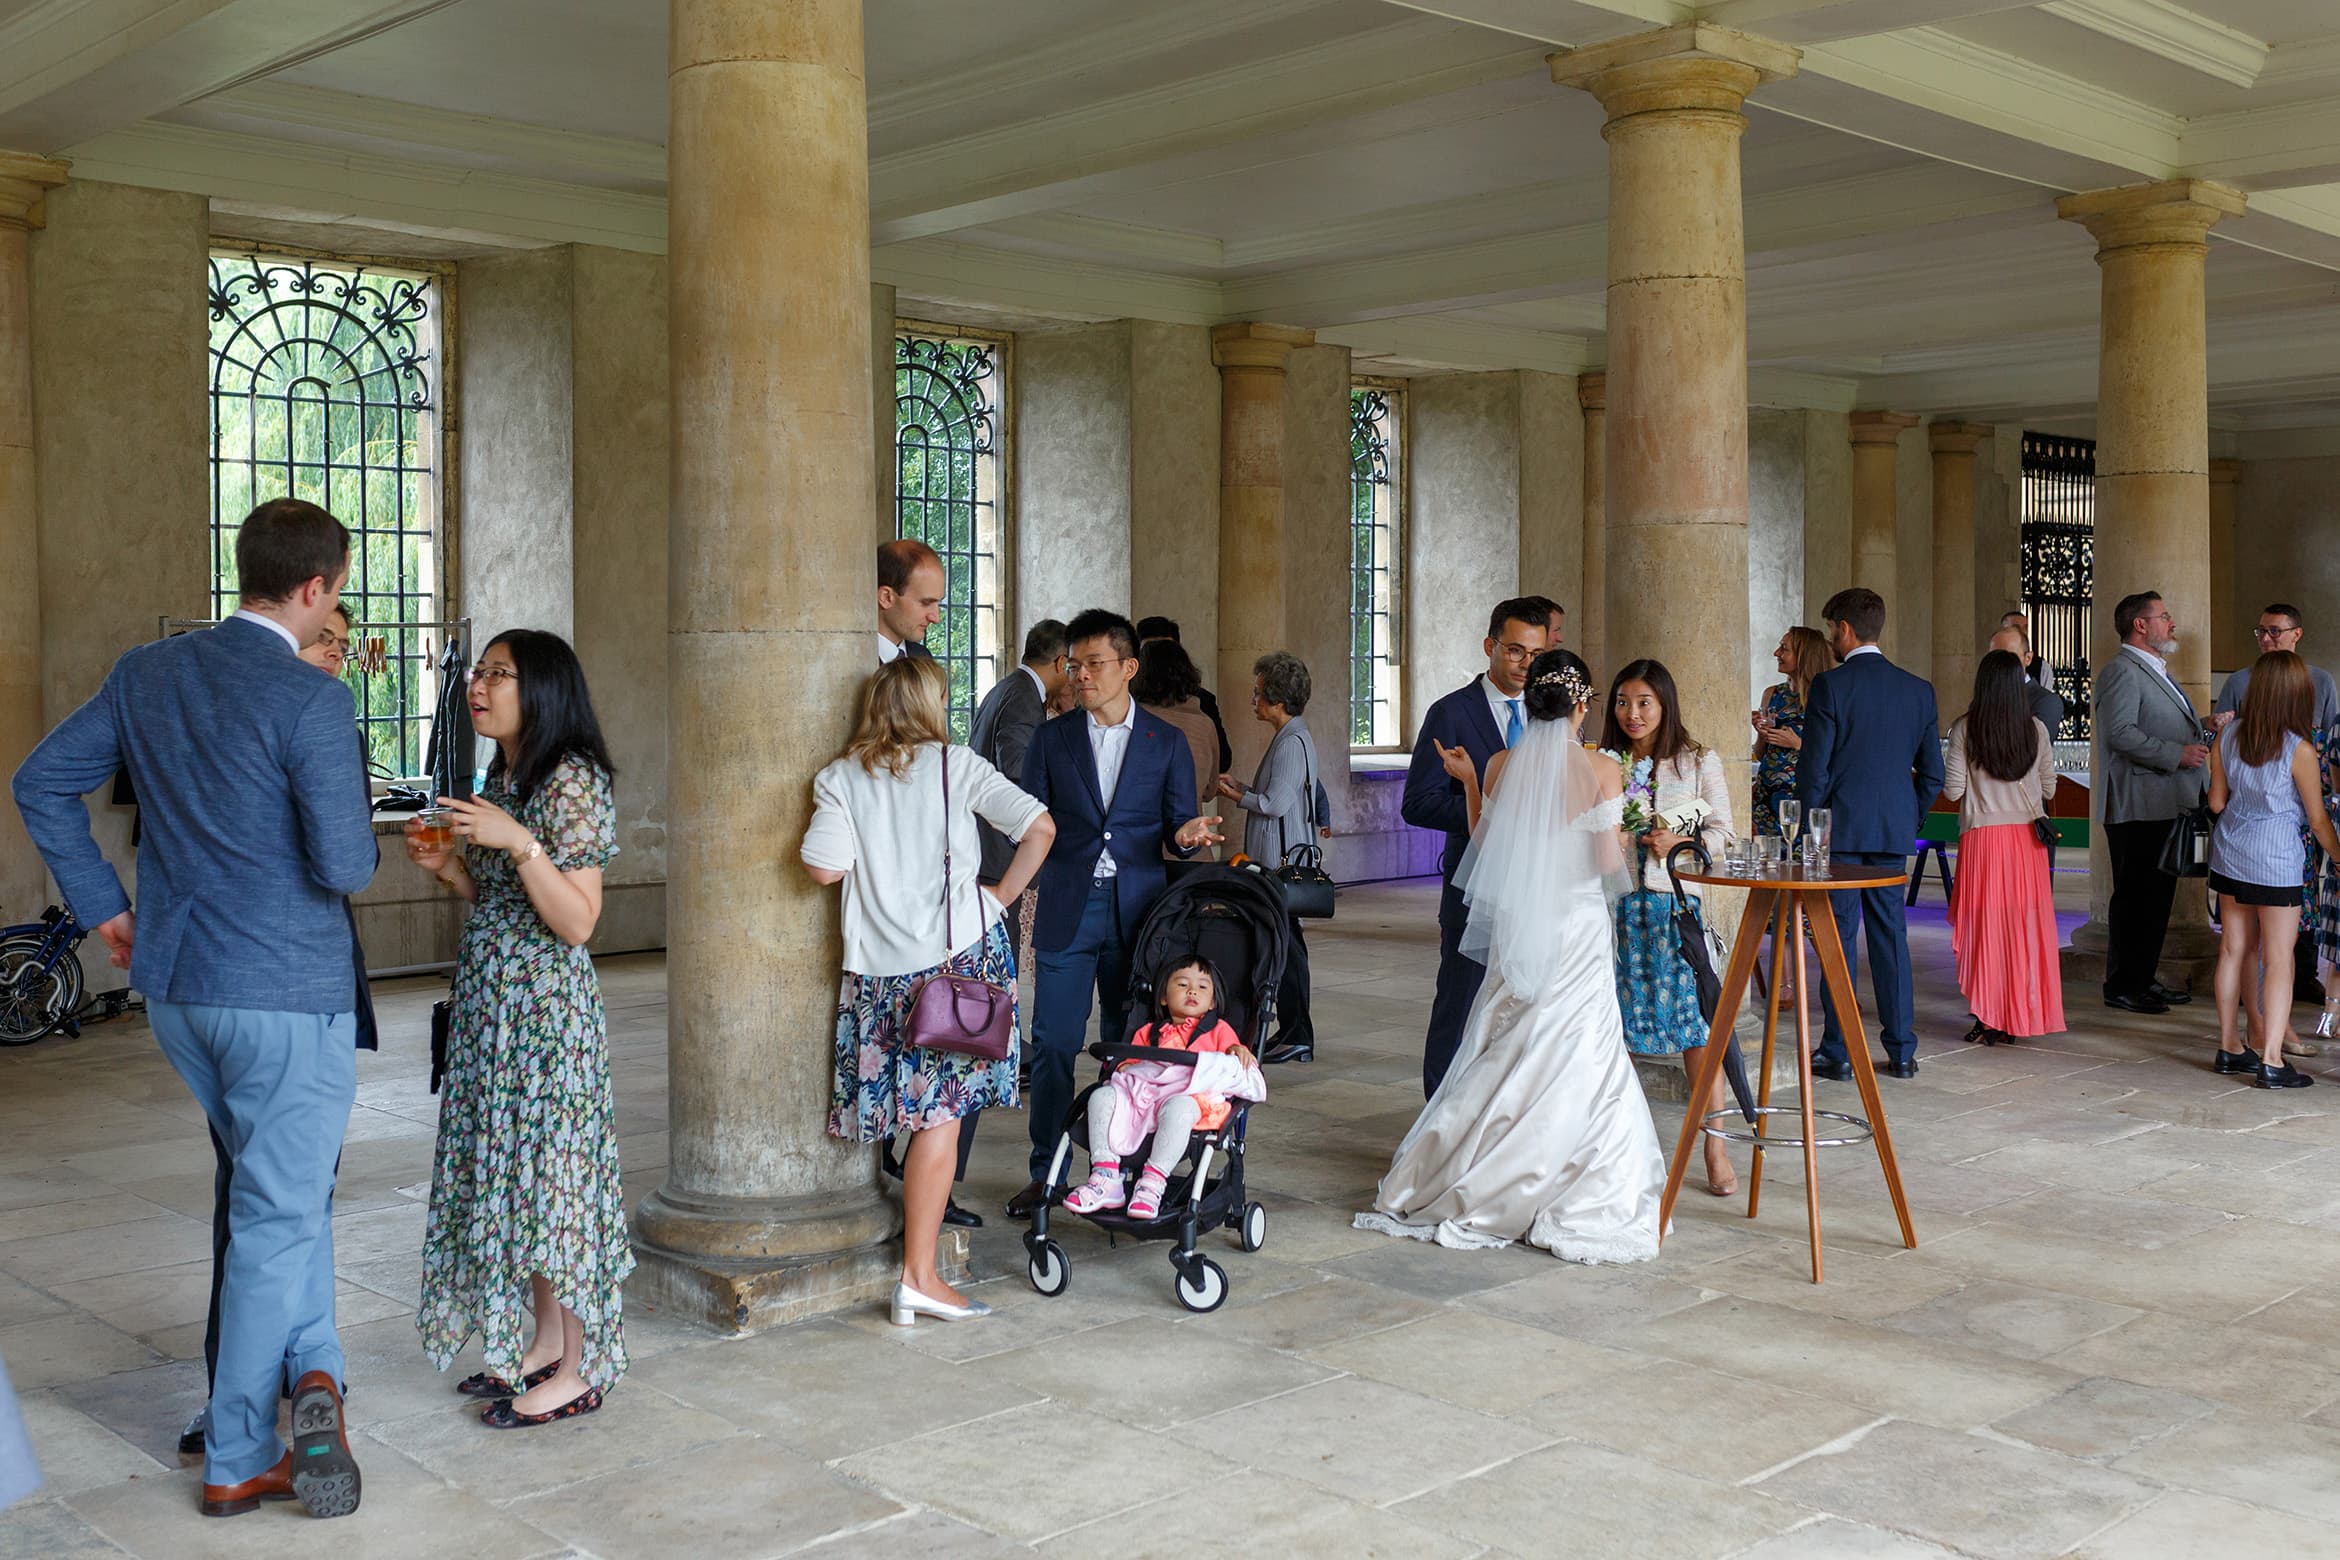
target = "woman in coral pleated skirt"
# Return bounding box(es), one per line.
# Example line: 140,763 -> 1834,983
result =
1944,650 -> 2066,1044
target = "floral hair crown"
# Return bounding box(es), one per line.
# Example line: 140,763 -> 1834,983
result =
1532,664 -> 1594,708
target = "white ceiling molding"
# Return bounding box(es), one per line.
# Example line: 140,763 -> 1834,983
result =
872,238 -> 1224,327
1318,316 -> 1592,376
2181,96 -> 2340,189
1747,367 -> 1862,410
1696,0 -> 2040,46
1221,172 -> 1609,272
61,120 -> 667,253
867,17 -> 1548,244
975,213 -> 1226,273
2256,33 -> 2340,92
2036,0 -> 2267,90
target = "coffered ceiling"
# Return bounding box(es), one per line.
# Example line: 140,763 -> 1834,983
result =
3,0 -> 2338,433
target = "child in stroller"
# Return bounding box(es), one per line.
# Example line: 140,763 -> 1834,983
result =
1064,956 -> 1264,1219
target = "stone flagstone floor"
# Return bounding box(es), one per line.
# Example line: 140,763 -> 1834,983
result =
8,876 -> 2340,1558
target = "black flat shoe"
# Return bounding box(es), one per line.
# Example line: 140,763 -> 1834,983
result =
2255,1062 -> 2315,1089
1961,1019 -> 1988,1045
941,1199 -> 983,1229
2104,991 -> 2170,1015
1886,1059 -> 1920,1080
2148,983 -> 2193,1007
458,1360 -> 560,1399
2213,1046 -> 2264,1075
1809,1057 -> 1853,1082
1263,1042 -> 1314,1065
481,1386 -> 602,1428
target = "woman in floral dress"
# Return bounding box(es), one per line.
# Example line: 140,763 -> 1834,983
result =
406,629 -> 628,1427
1751,626 -> 1831,837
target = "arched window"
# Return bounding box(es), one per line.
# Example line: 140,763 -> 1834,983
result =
207,253 -> 446,778
1349,381 -> 1404,749
894,324 -> 1008,739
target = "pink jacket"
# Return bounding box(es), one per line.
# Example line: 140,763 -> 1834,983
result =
1098,1015 -> 1266,1158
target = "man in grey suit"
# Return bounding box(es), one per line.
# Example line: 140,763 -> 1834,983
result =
1991,625 -> 2066,736
2094,589 -> 2210,1015
13,499 -> 376,1519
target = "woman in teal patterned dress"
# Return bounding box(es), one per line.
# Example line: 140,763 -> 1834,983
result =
406,630 -> 629,1427
1751,626 -> 1831,837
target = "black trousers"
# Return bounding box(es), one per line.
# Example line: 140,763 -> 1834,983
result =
1423,881 -> 1485,1098
2104,818 -> 2179,998
1274,917 -> 1313,1050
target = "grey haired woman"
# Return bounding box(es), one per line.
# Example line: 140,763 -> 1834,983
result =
1215,650 -> 1322,1064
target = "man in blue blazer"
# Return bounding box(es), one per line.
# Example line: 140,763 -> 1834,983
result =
13,499 -> 376,1520
1796,587 -> 1945,1079
1402,597 -> 1552,1096
1009,609 -> 1222,1214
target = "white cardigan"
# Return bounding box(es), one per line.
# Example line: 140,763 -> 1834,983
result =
1629,747 -> 1736,893
801,744 -> 1047,977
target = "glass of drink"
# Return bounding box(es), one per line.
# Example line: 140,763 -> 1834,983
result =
413,807 -> 455,854
1777,799 -> 1801,855
1810,808 -> 1832,871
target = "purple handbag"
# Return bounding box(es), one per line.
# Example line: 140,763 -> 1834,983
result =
903,748 -> 1015,1061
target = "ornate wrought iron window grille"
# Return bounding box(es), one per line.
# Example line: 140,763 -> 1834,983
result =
207,252 -> 447,779
894,323 -> 1010,741
1349,381 -> 1406,750
2019,431 -> 2095,741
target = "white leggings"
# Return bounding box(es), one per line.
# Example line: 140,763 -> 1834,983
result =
1087,1090 -> 1202,1176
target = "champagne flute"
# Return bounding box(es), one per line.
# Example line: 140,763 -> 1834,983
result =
1777,798 -> 1802,864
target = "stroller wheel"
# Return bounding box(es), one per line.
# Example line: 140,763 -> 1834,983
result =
1236,1201 -> 1267,1254
1173,1256 -> 1228,1314
1027,1240 -> 1068,1298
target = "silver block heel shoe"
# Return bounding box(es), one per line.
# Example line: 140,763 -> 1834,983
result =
890,1281 -> 992,1327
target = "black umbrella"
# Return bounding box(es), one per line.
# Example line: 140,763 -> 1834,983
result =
423,634 -> 476,802
1665,841 -> 1757,1124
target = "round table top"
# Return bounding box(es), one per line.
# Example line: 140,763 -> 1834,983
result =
1677,864 -> 1910,891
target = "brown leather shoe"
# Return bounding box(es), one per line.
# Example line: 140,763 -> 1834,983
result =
199,1452 -> 295,1517
287,1370 -> 362,1518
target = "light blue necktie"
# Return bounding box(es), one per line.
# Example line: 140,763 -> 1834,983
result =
1505,699 -> 1523,747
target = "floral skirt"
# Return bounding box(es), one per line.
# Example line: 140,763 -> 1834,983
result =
1615,889 -> 1709,1056
830,920 -> 1021,1143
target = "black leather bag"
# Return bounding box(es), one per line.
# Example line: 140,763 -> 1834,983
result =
2158,806 -> 2213,878
429,997 -> 451,1094
1266,735 -> 1336,920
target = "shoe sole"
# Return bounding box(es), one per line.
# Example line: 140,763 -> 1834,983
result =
198,1490 -> 296,1518
288,1385 -> 361,1519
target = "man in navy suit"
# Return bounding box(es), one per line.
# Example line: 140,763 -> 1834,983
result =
1796,587 -> 1945,1080
1402,597 -> 1552,1097
1007,609 -> 1222,1216
13,499 -> 376,1519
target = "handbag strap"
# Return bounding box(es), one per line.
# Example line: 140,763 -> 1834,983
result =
1275,725 -> 1317,866
938,745 -> 954,963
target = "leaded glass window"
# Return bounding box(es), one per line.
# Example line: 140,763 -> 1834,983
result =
207,252 -> 446,779
1350,382 -> 1404,749
895,324 -> 1008,740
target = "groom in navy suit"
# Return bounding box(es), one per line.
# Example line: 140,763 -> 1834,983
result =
1796,587 -> 1945,1080
1402,597 -> 1552,1097
1008,609 -> 1222,1215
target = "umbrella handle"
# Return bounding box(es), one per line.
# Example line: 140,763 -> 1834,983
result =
1665,839 -> 1711,909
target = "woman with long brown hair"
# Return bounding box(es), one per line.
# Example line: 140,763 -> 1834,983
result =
801,657 -> 1056,1320
1943,649 -> 2062,1046
1751,626 -> 1832,837
2209,651 -> 2340,1088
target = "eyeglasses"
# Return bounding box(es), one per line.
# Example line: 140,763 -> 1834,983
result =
470,665 -> 520,686
315,630 -> 349,652
2253,624 -> 2300,640
1493,641 -> 1538,663
1069,656 -> 1131,675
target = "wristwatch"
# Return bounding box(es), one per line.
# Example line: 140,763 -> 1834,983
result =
511,838 -> 542,868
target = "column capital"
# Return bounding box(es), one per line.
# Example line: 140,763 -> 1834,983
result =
1549,23 -> 1799,120
1577,371 -> 1605,411
2056,179 -> 2245,256
1849,410 -> 1918,446
1927,420 -> 1991,455
1210,322 -> 1313,372
0,151 -> 67,231
2209,457 -> 2244,485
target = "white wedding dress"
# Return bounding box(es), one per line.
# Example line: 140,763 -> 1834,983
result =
1356,721 -> 1666,1264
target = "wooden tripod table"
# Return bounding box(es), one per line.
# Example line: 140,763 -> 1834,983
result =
1660,864 -> 1918,1283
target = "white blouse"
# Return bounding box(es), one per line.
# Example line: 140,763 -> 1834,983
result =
1629,747 -> 1737,893
801,744 -> 1047,977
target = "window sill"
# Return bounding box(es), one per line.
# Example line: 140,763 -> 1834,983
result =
1348,754 -> 1410,778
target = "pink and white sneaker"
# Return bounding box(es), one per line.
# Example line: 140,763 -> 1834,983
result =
1063,1165 -> 1126,1214
1126,1167 -> 1170,1220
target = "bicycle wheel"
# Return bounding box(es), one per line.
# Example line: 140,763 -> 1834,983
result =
0,935 -> 73,1045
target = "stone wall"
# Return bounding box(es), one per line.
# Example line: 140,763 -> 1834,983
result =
1801,410 -> 1853,627
1016,323 -> 1135,626
1894,423 -> 1935,673
2235,457 -> 2340,656
1405,372 -> 1525,730
1747,407 -> 1807,712
458,248 -> 577,644
1127,322 -> 1219,680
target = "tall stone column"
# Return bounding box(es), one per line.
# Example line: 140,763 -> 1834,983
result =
1927,421 -> 1990,711
1848,411 -> 1916,657
1578,372 -> 1607,682
634,0 -> 907,1332
2057,178 -> 2245,983
1552,22 -> 1797,766
0,153 -> 66,925
2209,458 -> 2242,674
1213,322 -> 1313,790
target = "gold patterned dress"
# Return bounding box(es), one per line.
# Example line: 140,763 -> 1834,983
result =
418,756 -> 633,1390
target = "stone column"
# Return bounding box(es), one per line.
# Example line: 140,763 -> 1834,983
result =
1848,411 -> 1916,656
2057,178 -> 2245,984
2209,458 -> 2242,675
1551,22 -> 1798,768
1927,421 -> 1990,711
634,0 -> 907,1333
0,153 -> 66,924
1212,321 -> 1313,789
1578,372 -> 1607,681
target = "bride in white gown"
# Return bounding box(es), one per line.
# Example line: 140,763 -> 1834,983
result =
1357,655 -> 1667,1264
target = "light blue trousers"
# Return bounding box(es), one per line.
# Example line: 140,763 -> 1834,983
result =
149,1000 -> 354,1486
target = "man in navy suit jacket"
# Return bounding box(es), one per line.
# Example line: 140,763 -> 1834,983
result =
1795,587 -> 1945,1078
13,499 -> 375,1517
1010,610 -> 1221,1212
1401,597 -> 1552,1097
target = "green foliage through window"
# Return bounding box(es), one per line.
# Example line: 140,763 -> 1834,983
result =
1350,385 -> 1402,749
895,328 -> 1005,740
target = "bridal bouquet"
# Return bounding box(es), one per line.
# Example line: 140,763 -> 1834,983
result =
1600,750 -> 1710,836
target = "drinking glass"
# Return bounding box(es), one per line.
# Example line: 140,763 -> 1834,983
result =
1725,839 -> 1749,876
1777,799 -> 1802,855
413,807 -> 455,854
1809,807 -> 1832,871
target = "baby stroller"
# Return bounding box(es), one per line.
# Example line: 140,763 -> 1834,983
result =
1023,866 -> 1289,1313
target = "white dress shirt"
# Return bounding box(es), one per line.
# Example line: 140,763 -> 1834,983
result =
1088,700 -> 1137,879
232,608 -> 303,656
876,632 -> 905,665
2120,643 -> 2191,709
1480,675 -> 1524,748
1843,643 -> 1882,661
